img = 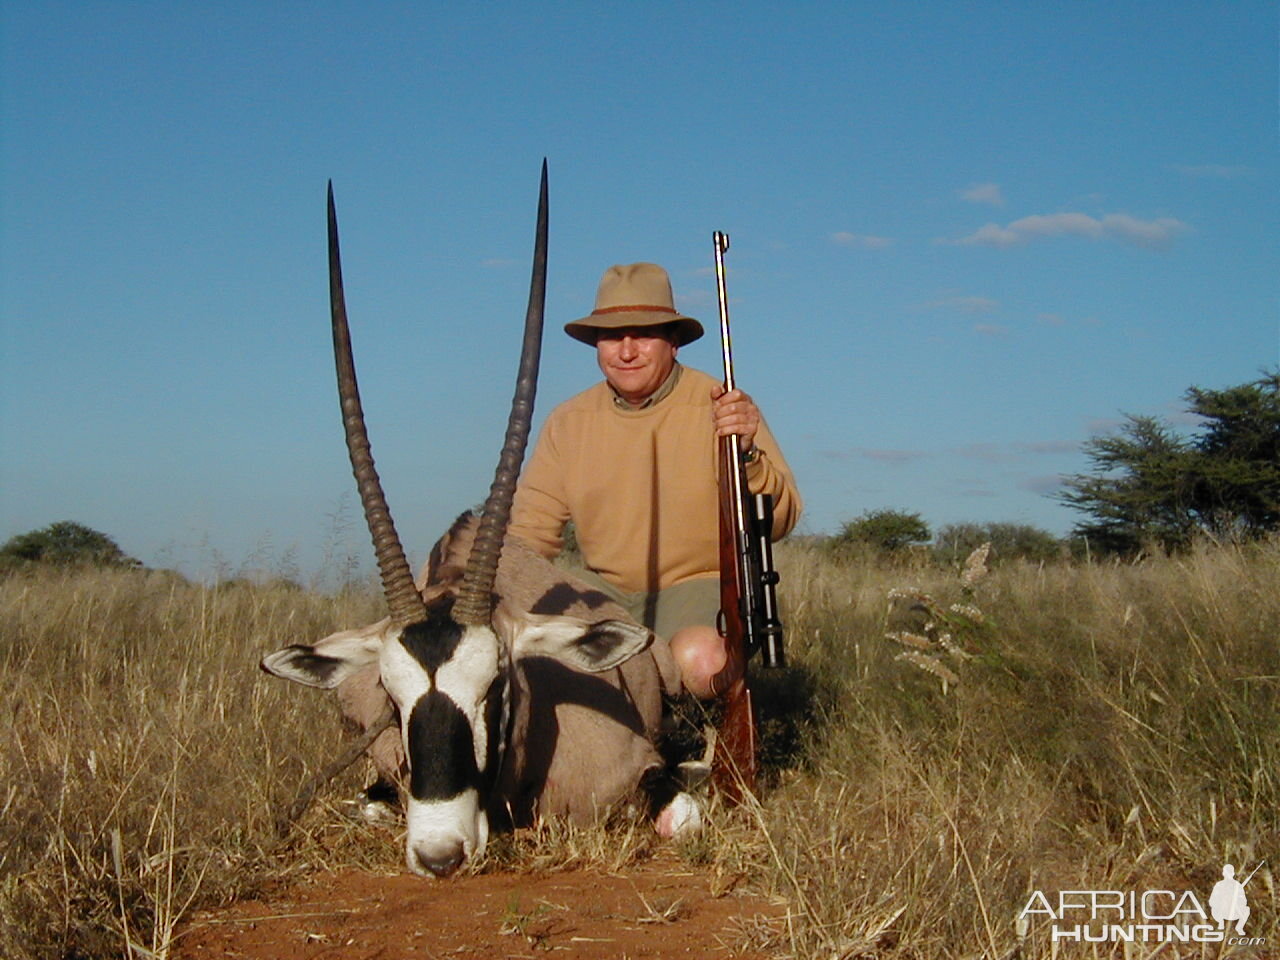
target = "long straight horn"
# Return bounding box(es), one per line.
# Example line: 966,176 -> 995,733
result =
328,182 -> 428,628
453,161 -> 548,626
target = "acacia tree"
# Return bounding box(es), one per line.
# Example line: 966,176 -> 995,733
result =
1183,372 -> 1280,536
1058,370 -> 1280,552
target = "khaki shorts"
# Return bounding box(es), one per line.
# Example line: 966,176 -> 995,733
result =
572,569 -> 720,641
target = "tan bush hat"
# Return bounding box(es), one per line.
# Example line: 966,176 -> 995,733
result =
564,262 -> 704,346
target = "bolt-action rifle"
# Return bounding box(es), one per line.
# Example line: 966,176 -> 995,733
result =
708,231 -> 784,800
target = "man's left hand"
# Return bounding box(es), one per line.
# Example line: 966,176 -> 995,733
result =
710,385 -> 761,452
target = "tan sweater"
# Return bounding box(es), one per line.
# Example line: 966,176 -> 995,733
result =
509,365 -> 802,593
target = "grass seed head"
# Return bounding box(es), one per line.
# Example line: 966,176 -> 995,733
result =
961,542 -> 992,586
885,630 -> 934,650
894,650 -> 961,686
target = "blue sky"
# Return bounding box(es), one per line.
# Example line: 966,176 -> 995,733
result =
2,2 -> 1277,581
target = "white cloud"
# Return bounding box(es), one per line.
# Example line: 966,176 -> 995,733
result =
860,449 -> 930,464
817,448 -> 929,465
927,295 -> 999,314
1101,214 -> 1190,248
960,182 -> 1004,206
947,212 -> 1190,249
831,231 -> 894,249
1085,416 -> 1124,434
952,441 -> 1078,464
1011,440 -> 1078,456
959,488 -> 1001,499
1037,312 -> 1102,329
677,288 -> 716,309
1173,164 -> 1254,179
1020,475 -> 1066,495
957,443 -> 1017,463
973,323 -> 1011,337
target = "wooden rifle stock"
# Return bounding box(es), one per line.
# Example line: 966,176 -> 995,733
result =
709,231 -> 784,801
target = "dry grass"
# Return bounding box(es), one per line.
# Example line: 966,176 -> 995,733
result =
751,536 -> 1280,958
2,537 -> 1278,958
0,566 -> 391,959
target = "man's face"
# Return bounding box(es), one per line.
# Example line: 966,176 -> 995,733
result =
595,326 -> 678,406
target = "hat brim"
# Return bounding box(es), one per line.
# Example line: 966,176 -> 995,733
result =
564,311 -> 704,347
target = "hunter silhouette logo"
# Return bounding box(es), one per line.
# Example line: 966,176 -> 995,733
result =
1209,861 -> 1263,936
1019,859 -> 1268,946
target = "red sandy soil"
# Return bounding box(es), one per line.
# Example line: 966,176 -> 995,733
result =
173,855 -> 787,960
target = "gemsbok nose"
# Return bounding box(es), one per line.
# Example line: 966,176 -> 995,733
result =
412,841 -> 465,879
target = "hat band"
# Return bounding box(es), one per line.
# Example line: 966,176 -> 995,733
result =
590,304 -> 679,316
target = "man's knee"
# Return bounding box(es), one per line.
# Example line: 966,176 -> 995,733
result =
669,625 -> 727,699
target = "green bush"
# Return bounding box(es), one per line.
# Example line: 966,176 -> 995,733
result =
933,521 -> 1065,566
830,508 -> 931,555
0,521 -> 140,570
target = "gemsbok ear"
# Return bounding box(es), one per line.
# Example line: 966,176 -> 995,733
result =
260,622 -> 388,689
509,614 -> 653,673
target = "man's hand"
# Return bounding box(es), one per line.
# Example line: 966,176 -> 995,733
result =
711,384 -> 761,452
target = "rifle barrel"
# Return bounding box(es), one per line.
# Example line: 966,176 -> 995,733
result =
713,231 -> 735,393
713,230 -> 751,585
1241,860 -> 1266,886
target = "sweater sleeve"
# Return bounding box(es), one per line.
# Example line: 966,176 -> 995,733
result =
744,414 -> 803,540
509,415 -> 571,559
